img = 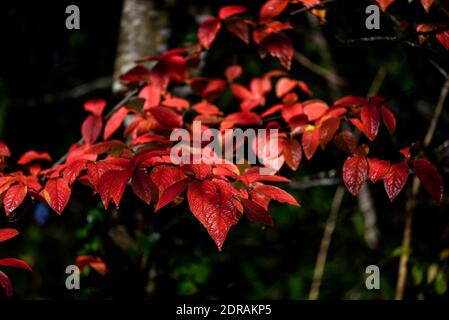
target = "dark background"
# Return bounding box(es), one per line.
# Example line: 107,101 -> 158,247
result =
0,0 -> 448,299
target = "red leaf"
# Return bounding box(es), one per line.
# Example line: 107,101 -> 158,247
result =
150,165 -> 186,197
360,104 -> 380,141
0,271 -> 13,297
120,65 -> 151,83
192,102 -> 222,115
155,178 -> 189,211
222,111 -> 262,129
131,169 -> 154,205
242,199 -> 274,226
367,158 -> 390,183
334,131 -> 357,154
198,17 -> 222,49
40,178 -> 71,214
383,162 -> 409,202
420,0 -> 434,12
0,229 -> 19,243
319,117 -> 340,149
435,30 -> 449,51
283,138 -> 302,171
225,18 -> 250,44
259,32 -> 293,70
17,151 -> 52,166
76,255 -> 108,275
84,99 -> 106,116
302,127 -> 320,160
219,5 -> 247,20
276,78 -> 297,97
201,79 -> 227,101
253,184 -> 300,206
225,65 -> 242,83
103,107 -> 129,140
139,85 -> 161,110
0,258 -> 32,271
375,0 -> 394,11
64,159 -> 89,184
3,184 -> 27,216
182,164 -> 212,180
0,141 -> 11,157
149,106 -> 183,129
82,114 -> 103,145
259,0 -> 289,22
162,97 -> 190,111
188,180 -> 239,251
414,159 -> 443,203
343,156 -> 368,196
98,169 -> 132,208
303,100 -> 329,122
381,105 -> 396,134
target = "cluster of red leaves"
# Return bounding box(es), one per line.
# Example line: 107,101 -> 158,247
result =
0,229 -> 32,298
376,0 -> 449,50
0,0 -> 446,296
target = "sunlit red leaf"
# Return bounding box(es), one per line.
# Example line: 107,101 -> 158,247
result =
319,117 -> 340,149
219,5 -> 247,20
225,65 -> 242,83
17,151 -> 52,166
188,180 -> 239,251
0,141 -> 11,158
98,169 -> 132,208
253,184 -> 300,206
383,162 -> 409,202
367,158 -> 390,183
198,17 -> 222,49
104,107 -> 129,140
0,229 -> 19,243
82,114 -> 103,145
76,255 -> 108,275
40,178 -> 71,215
131,169 -> 154,205
283,138 -> 302,171
3,184 -> 27,216
413,159 -> 443,203
302,127 -> 320,160
0,258 -> 32,271
303,100 -> 329,122
360,104 -> 380,141
259,0 -> 289,22
375,0 -> 394,11
84,99 -> 106,116
259,32 -> 293,70
420,0 -> 434,12
276,78 -> 297,97
343,155 -> 368,196
149,106 -> 183,129
155,178 -> 189,211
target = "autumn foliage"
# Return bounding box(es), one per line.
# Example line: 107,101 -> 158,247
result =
0,0 -> 446,297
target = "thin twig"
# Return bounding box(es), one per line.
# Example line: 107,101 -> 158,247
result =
290,0 -> 338,16
395,72 -> 449,300
309,186 -> 345,300
294,51 -> 347,87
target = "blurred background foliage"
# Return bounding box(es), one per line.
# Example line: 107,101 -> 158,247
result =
0,0 -> 448,299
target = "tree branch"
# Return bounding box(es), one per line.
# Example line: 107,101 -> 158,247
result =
395,71 -> 449,300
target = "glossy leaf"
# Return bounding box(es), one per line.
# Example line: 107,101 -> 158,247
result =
343,156 -> 368,196
383,162 -> 409,202
414,159 -> 443,203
